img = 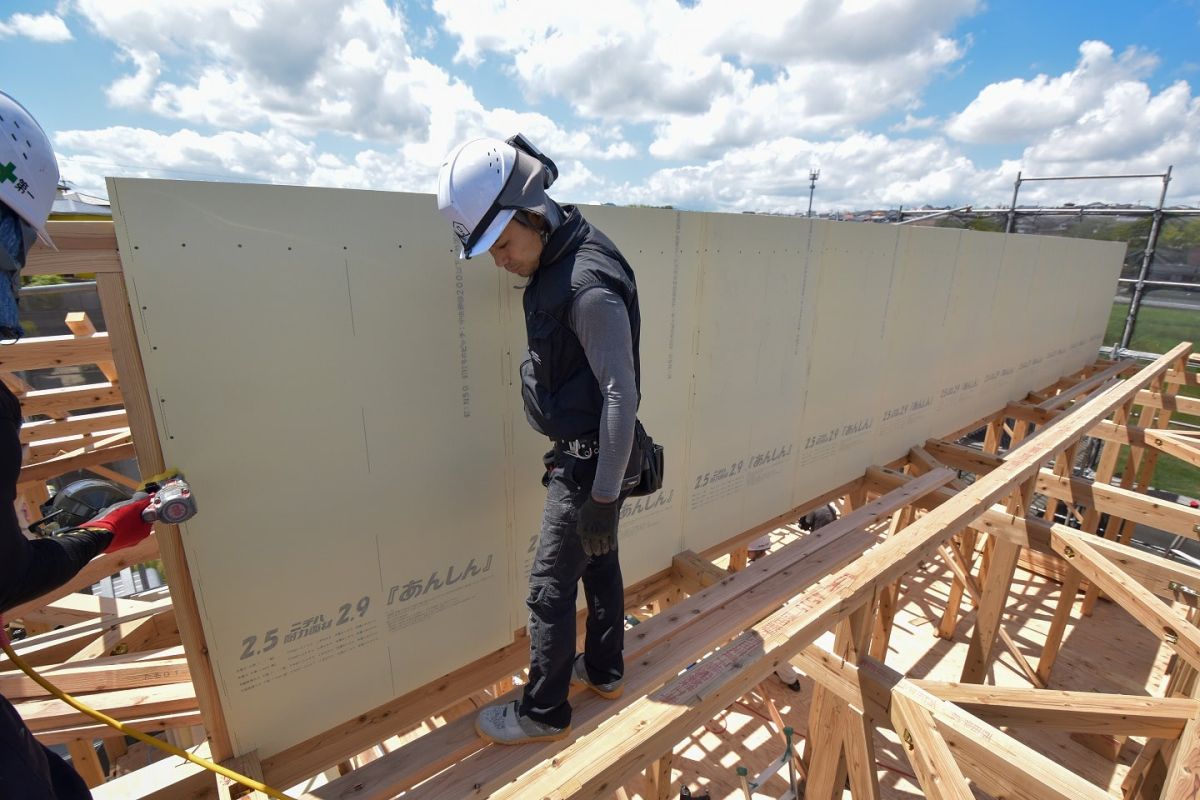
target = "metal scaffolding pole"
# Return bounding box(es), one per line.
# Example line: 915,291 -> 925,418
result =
1118,166 -> 1174,353
1004,171 -> 1022,233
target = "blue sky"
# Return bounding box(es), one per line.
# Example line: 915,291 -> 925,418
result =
2,0 -> 1198,212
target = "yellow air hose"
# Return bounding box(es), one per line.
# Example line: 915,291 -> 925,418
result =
0,634 -> 297,800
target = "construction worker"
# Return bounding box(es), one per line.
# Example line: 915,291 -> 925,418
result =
437,135 -> 643,744
0,91 -> 155,799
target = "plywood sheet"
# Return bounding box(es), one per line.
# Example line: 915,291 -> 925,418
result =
110,180 -> 515,756
681,213 -> 813,552
109,178 -> 1124,757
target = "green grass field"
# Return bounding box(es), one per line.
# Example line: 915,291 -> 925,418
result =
1103,301 -> 1198,496
1105,301 -> 1200,355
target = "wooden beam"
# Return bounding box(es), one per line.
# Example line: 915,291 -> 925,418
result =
1144,429 -> 1200,469
930,694 -> 1110,800
0,652 -> 189,700
1035,469 -> 1200,540
806,602 -> 877,800
17,382 -> 124,419
669,550 -> 727,595
790,652 -> 1113,800
37,711 -> 204,747
965,505 -> 1200,609
924,437 -> 1003,475
910,681 -> 1195,737
217,750 -> 268,800
89,741 -> 211,799
1136,389 -> 1200,417
863,465 -> 1200,607
25,221 -> 121,276
67,311 -> 120,382
1005,402 -> 1060,426
1165,368 -> 1198,388
2,598 -> 174,669
695,474 -> 864,561
4,533 -> 159,622
1051,527 -> 1200,669
18,442 -> 136,485
17,593 -> 152,628
20,409 -> 129,445
68,607 -> 179,663
1038,358 -> 1136,411
889,687 -> 975,800
67,738 -> 107,788
1163,715 -> 1200,800
936,538 -> 1043,687
0,332 -> 114,373
17,681 -> 197,733
95,268 -> 236,763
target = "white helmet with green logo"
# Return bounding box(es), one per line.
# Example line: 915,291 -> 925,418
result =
0,91 -> 59,247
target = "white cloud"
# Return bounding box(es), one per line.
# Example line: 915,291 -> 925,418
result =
606,133 -> 1001,213
77,0 -> 433,140
946,41 -> 1159,144
891,114 -> 939,133
943,40 -> 1200,207
434,0 -> 979,157
45,2 -> 1200,212
51,118 -> 628,201
70,0 -> 634,166
0,11 -> 72,42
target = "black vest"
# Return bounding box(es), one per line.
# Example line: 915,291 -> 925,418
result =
520,207 -> 641,440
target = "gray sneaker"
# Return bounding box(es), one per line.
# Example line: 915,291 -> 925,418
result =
475,700 -> 569,745
571,654 -> 624,699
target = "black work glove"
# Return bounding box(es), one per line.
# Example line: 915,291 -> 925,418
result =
578,497 -> 619,557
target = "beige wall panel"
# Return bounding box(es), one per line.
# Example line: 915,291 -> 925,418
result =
109,178 -> 1124,756
939,231 -> 1007,425
792,222 -> 895,503
993,232 -> 1051,407
1025,235 -> 1075,389
680,214 -> 813,552
871,226 -> 960,464
1070,239 -> 1126,360
110,179 -> 515,756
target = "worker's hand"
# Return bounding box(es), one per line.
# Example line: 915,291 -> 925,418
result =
578,497 -> 619,557
82,493 -> 154,554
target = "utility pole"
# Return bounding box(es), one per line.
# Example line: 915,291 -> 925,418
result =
807,169 -> 820,218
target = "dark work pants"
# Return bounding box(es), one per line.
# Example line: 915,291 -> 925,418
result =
0,694 -> 91,799
519,451 -> 625,729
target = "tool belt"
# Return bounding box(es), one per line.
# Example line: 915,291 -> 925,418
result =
550,421 -> 663,497
627,419 -> 664,497
553,436 -> 600,460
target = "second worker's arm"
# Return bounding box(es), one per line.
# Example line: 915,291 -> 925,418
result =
568,286 -> 637,556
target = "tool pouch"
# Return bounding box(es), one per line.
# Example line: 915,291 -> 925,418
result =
626,419 -> 665,497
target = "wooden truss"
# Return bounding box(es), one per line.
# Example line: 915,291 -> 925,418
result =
14,221 -> 1200,799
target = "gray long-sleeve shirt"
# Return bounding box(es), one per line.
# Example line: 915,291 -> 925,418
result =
566,287 -> 637,502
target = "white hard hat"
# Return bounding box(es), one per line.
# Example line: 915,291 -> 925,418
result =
437,138 -> 518,259
437,134 -> 560,260
0,92 -> 59,248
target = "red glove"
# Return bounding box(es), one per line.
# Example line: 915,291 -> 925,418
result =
82,494 -> 154,554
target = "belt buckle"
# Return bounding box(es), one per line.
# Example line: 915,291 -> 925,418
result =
564,439 -> 596,460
